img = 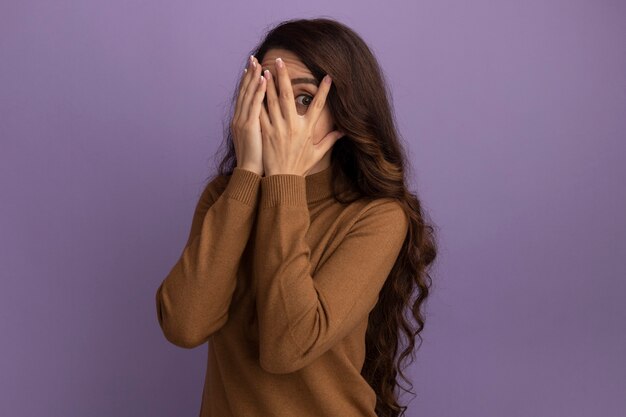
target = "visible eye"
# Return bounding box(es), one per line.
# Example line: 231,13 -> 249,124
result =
295,94 -> 314,108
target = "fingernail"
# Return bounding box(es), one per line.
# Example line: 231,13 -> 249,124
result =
276,57 -> 284,68
324,75 -> 332,85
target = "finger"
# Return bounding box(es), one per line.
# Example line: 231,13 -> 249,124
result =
263,68 -> 283,129
234,55 -> 257,122
247,72 -> 267,120
240,56 -> 263,121
275,57 -> 297,125
259,100 -> 272,137
306,74 -> 333,126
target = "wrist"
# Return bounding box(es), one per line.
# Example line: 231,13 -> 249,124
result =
236,164 -> 263,177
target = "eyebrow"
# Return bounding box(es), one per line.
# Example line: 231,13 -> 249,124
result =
261,67 -> 319,87
291,77 -> 319,87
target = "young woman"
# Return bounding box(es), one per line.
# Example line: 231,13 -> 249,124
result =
156,17 -> 437,417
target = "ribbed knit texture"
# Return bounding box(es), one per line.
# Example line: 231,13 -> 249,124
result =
222,167 -> 262,205
156,165 -> 409,417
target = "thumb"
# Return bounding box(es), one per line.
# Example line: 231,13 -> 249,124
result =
315,129 -> 345,157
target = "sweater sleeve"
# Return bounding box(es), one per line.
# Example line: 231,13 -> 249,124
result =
156,167 -> 261,349
252,174 -> 409,373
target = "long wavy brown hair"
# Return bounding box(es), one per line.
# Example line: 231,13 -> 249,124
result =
205,17 -> 438,417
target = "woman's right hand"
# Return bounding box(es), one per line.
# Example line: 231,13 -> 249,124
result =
230,55 -> 266,176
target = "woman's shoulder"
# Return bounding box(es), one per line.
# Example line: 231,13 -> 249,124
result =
340,194 -> 405,217
355,197 -> 406,227
332,195 -> 407,236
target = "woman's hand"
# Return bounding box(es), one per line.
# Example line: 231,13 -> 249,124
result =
259,58 -> 344,177
230,55 -> 267,176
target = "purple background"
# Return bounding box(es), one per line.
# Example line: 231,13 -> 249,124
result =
1,1 -> 625,416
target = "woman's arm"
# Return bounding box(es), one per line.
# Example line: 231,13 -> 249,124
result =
253,174 -> 409,373
156,167 -> 261,348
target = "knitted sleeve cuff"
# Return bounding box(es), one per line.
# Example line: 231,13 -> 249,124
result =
222,167 -> 262,207
260,174 -> 307,209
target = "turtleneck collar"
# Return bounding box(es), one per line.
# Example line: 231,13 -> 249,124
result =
305,165 -> 334,203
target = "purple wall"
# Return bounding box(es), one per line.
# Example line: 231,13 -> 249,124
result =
1,1 -> 624,416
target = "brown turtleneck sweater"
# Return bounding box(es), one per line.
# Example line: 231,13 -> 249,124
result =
155,165 -> 409,417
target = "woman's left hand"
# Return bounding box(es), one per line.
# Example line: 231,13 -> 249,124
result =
259,58 -> 345,177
